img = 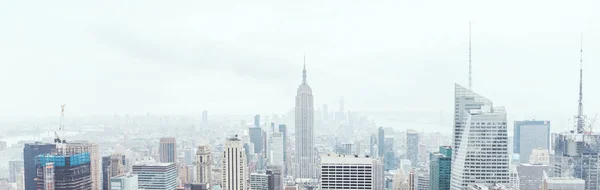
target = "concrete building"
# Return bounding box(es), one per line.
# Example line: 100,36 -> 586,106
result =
320,154 -> 384,190
110,174 -> 138,190
451,84 -> 509,189
514,120 -> 550,163
406,130 -> 419,167
430,146 -> 452,190
517,164 -> 549,190
132,162 -> 177,190
55,141 -> 100,190
35,152 -> 93,189
196,145 -> 212,185
529,148 -> 549,165
294,63 -> 316,179
270,132 -> 284,167
250,173 -> 269,190
222,136 -> 247,190
550,132 -> 600,190
23,142 -> 56,190
160,137 -> 177,163
542,176 -> 585,190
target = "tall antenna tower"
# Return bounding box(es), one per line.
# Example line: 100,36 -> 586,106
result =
576,33 -> 585,134
469,22 -> 472,90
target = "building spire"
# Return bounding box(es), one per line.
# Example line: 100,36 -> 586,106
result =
577,33 -> 585,133
302,54 -> 307,85
469,22 -> 473,90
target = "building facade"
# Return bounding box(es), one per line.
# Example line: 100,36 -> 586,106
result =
378,127 -> 385,158
132,163 -> 177,190
271,132 -> 284,167
294,64 -> 316,179
160,137 -> 177,163
249,127 -> 264,155
24,142 -> 56,190
196,145 -> 212,185
514,120 -> 550,163
54,141 -> 100,190
518,164 -> 549,190
9,160 -> 24,183
320,154 -> 384,190
110,174 -> 138,190
36,152 -> 93,190
250,173 -> 269,190
222,136 -> 247,190
430,146 -> 452,190
406,130 -> 419,167
550,132 -> 600,190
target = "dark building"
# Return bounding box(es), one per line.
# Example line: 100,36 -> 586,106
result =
103,154 -> 127,189
249,127 -> 264,154
36,152 -> 92,190
23,142 -> 55,190
267,166 -> 282,190
102,156 -> 110,190
185,183 -> 209,190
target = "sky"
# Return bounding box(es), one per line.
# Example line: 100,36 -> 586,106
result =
1,0 -> 599,123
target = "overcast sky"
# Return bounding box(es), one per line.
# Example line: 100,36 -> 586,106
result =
1,0 -> 599,122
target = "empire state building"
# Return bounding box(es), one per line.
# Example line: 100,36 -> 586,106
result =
294,61 -> 316,179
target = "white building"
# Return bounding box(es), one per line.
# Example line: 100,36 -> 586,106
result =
542,176 -> 584,190
110,174 -> 138,190
132,162 -> 177,190
529,148 -> 549,165
451,84 -> 510,189
196,145 -> 212,184
320,154 -> 384,190
250,173 -> 269,190
294,63 -> 317,179
271,132 -> 284,167
222,136 -> 248,190
415,170 -> 429,190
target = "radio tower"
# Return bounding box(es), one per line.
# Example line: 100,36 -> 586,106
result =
576,33 -> 585,134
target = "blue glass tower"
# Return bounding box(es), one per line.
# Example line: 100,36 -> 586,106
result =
430,146 -> 452,190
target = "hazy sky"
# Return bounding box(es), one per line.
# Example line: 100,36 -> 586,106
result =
1,0 -> 599,121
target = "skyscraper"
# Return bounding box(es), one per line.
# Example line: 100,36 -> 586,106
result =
406,130 -> 419,167
9,160 -> 23,183
160,137 -> 177,163
378,127 -> 384,158
24,142 -> 55,190
102,153 -> 126,190
36,152 -> 93,189
451,84 -> 509,189
430,146 -> 452,190
370,134 -> 377,157
320,154 -> 384,190
222,136 -> 247,190
271,132 -> 284,167
267,166 -> 283,190
255,115 -> 261,128
278,124 -> 288,175
55,141 -> 100,190
133,163 -> 177,190
294,61 -> 316,179
514,120 -> 550,163
196,145 -> 212,185
249,127 -> 264,154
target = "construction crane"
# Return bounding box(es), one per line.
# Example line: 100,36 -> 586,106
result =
54,104 -> 66,143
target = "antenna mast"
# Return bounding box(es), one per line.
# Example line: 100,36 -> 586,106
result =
577,33 -> 585,134
469,22 -> 472,90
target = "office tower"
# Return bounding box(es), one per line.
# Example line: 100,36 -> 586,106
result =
518,164 -> 549,190
222,136 -> 247,190
185,148 -> 195,165
250,173 -> 269,190
278,125 -> 287,162
103,153 -> 126,190
529,148 -> 549,165
341,143 -> 355,155
54,141 -> 100,190
542,172 -> 585,190
9,160 -> 24,183
408,170 -> 415,190
110,174 -> 138,190
370,134 -> 377,157
132,163 -> 177,190
202,110 -> 208,127
249,127 -> 264,154
263,130 -> 268,158
255,115 -> 261,128
430,146 -> 452,190
294,62 -> 316,179
24,142 -> 56,190
180,164 -> 196,185
514,120 -> 550,163
159,137 -> 177,163
196,145 -> 212,185
378,127 -> 385,158
451,84 -> 509,189
415,170 -> 429,190
267,166 -> 282,190
320,154 -> 384,190
270,132 -> 284,167
406,130 -> 419,167
36,152 -> 93,189
508,167 -> 519,189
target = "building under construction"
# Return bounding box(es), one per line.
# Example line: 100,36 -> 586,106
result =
35,152 -> 92,190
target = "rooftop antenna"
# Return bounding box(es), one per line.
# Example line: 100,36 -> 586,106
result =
469,22 -> 472,90
302,53 -> 307,85
577,33 -> 585,134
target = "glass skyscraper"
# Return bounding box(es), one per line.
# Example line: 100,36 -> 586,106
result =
23,142 -> 55,190
430,146 -> 452,190
513,120 -> 550,163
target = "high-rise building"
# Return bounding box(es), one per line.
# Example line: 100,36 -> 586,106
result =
430,146 -> 452,190
294,63 -> 316,179
9,160 -> 24,183
35,152 -> 93,189
270,132 -> 284,167
185,148 -> 195,165
102,153 -> 126,190
132,163 -> 177,190
250,173 -> 269,190
415,170 -> 429,190
378,127 -> 385,158
23,142 -> 55,190
255,115 -> 261,128
518,164 -> 549,190
222,136 -> 247,190
249,127 -> 264,155
54,141 -> 101,190
370,134 -> 377,157
267,166 -> 283,190
196,145 -> 212,185
110,174 -> 138,190
406,130 -> 419,167
320,154 -> 384,190
550,132 -> 600,190
160,137 -> 177,163
514,120 -> 550,163
451,84 -> 509,189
